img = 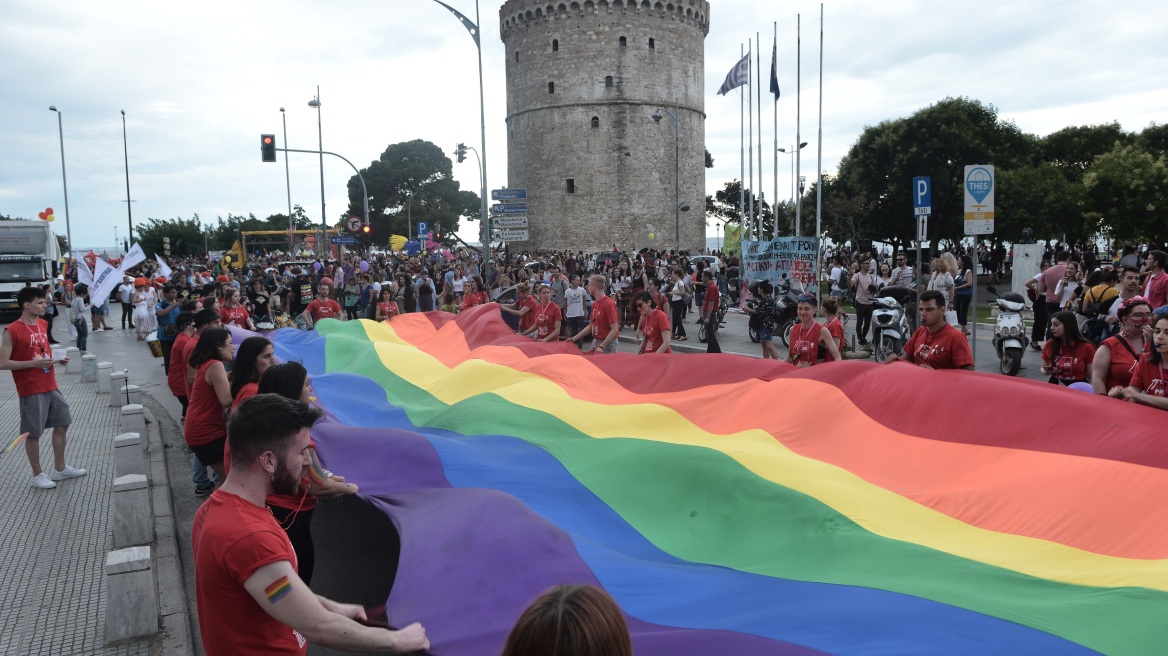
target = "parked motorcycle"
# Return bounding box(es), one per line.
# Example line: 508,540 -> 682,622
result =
871,285 -> 914,362
986,285 -> 1028,376
752,274 -> 806,346
727,266 -> 741,304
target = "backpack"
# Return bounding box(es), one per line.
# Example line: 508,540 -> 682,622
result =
1081,287 -> 1119,346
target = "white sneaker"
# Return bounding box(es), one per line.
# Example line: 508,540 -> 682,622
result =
49,465 -> 87,481
31,473 -> 57,489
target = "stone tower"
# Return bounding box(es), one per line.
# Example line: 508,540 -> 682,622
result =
498,0 -> 709,253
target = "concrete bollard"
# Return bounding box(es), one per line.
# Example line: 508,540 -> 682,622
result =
120,404 -> 146,438
105,546 -> 159,641
119,385 -> 142,406
113,433 -> 145,479
112,474 -> 153,548
82,354 -> 98,382
96,362 -> 113,394
65,346 -> 82,374
109,371 -> 127,407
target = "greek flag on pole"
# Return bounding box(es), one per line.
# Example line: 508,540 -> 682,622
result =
717,52 -> 751,95
770,40 -> 780,99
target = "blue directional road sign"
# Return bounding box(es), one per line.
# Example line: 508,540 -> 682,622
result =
331,236 -> 359,245
492,202 -> 528,215
913,176 -> 932,216
491,188 -> 527,201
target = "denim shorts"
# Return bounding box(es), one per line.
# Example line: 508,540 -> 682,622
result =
759,326 -> 773,341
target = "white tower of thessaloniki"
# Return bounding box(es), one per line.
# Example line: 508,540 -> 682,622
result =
499,0 -> 709,253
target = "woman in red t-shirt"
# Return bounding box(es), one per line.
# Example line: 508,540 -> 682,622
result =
459,279 -> 489,313
257,362 -> 358,584
229,336 -> 274,410
524,285 -> 563,342
820,297 -> 846,362
1092,298 -> 1151,394
502,283 -> 539,334
1111,315 -> 1168,410
167,309 -> 198,420
1041,310 -> 1096,386
633,291 -> 672,354
786,295 -> 841,367
184,328 -> 235,481
218,288 -> 254,330
375,287 -> 399,323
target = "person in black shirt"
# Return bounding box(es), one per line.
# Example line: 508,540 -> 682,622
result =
248,279 -> 271,323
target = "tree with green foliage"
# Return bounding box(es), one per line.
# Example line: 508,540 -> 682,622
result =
134,216 -> 209,258
705,179 -> 778,238
345,140 -> 480,247
1083,143 -> 1168,244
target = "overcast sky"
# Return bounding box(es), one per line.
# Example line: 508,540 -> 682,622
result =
2,0 -> 1165,251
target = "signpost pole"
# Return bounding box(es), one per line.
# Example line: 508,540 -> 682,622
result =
912,176 -> 932,332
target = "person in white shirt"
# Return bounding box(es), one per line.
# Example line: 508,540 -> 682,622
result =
117,276 -> 136,330
563,275 -> 589,339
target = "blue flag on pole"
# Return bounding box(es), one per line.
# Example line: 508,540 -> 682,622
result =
717,52 -> 751,96
770,40 -> 780,99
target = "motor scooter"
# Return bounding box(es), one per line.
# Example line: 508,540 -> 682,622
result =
750,274 -> 805,345
871,285 -> 913,362
986,285 -> 1028,376
727,266 -> 741,304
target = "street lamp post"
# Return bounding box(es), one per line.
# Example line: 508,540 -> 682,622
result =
47,106 -> 73,253
651,105 -> 682,253
308,87 -> 326,233
120,110 -> 135,247
777,142 -> 808,233
280,108 -> 294,254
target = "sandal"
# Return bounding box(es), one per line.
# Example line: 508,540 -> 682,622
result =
677,336 -> 687,341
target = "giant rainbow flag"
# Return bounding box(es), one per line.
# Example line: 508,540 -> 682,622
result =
262,304 -> 1167,655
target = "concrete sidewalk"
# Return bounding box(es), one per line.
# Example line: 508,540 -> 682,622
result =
0,318 -> 192,656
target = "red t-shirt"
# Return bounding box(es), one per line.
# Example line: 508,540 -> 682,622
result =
904,323 -> 974,370
6,319 -> 57,397
640,309 -> 671,353
305,299 -> 341,323
377,301 -> 398,321
220,306 -> 251,328
789,321 -> 823,367
1129,353 -> 1167,396
590,295 -> 619,341
1042,339 -> 1096,382
232,382 -> 258,410
459,291 -> 489,313
185,360 -> 227,446
823,318 -> 845,362
192,490 -> 306,656
168,332 -> 194,398
702,282 -> 720,315
1099,334 -> 1141,391
514,295 -> 539,333
533,301 -> 562,340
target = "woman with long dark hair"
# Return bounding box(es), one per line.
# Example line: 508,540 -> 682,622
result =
230,336 -> 274,408
257,362 -> 357,584
1110,314 -> 1168,410
1040,310 -> 1096,386
786,294 -> 841,367
502,585 -> 632,656
1092,297 -> 1151,395
184,328 -> 234,482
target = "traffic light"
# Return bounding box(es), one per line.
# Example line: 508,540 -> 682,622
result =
362,225 -> 371,235
261,134 -> 277,162
455,143 -> 467,163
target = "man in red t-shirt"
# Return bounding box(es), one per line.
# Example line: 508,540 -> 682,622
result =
501,283 -> 539,334
570,275 -> 619,353
0,287 -> 85,489
301,284 -> 342,328
193,394 -> 429,655
886,290 -> 974,370
699,270 -> 721,353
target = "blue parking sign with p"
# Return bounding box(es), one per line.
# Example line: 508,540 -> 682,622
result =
913,176 -> 932,215
417,222 -> 429,238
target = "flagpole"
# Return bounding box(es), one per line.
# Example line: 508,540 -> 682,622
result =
740,42 -> 746,240
747,37 -> 754,240
795,15 -> 802,237
814,4 -> 825,308
757,31 -> 764,240
773,22 -> 779,237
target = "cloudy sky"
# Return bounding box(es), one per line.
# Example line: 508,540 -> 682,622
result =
2,0 -> 1165,251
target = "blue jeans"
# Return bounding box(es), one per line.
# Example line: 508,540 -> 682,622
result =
74,320 -> 88,352
192,454 -> 217,488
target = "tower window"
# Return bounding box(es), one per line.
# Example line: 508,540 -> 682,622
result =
649,37 -> 655,49
552,39 -> 559,51
591,116 -> 600,128
566,179 -> 575,193
548,82 -> 555,94
605,75 -> 613,88
515,51 -> 520,62
619,36 -> 627,47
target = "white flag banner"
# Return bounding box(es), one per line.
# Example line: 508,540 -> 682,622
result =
119,242 -> 146,273
717,52 -> 751,95
154,254 -> 173,280
90,257 -> 121,307
76,258 -> 94,286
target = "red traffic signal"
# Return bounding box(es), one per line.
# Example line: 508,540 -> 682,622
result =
362,225 -> 371,234
260,134 -> 277,162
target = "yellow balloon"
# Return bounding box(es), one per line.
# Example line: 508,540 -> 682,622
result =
224,255 -> 232,263
648,232 -> 655,240
45,214 -> 55,222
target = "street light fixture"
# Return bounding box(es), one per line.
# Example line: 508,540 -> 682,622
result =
308,88 -> 326,236
47,106 -> 73,253
777,142 -> 809,235
651,105 -> 682,253
120,110 -> 134,249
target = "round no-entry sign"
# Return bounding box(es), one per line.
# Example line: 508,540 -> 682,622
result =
345,216 -> 363,233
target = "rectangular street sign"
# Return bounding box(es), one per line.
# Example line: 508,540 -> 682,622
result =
492,229 -> 529,241
913,176 -> 932,216
491,215 -> 528,228
491,188 -> 527,201
964,164 -> 995,235
492,202 -> 528,215
416,221 -> 428,237
331,236 -> 359,245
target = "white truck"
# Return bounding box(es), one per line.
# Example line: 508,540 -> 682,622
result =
0,220 -> 62,321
